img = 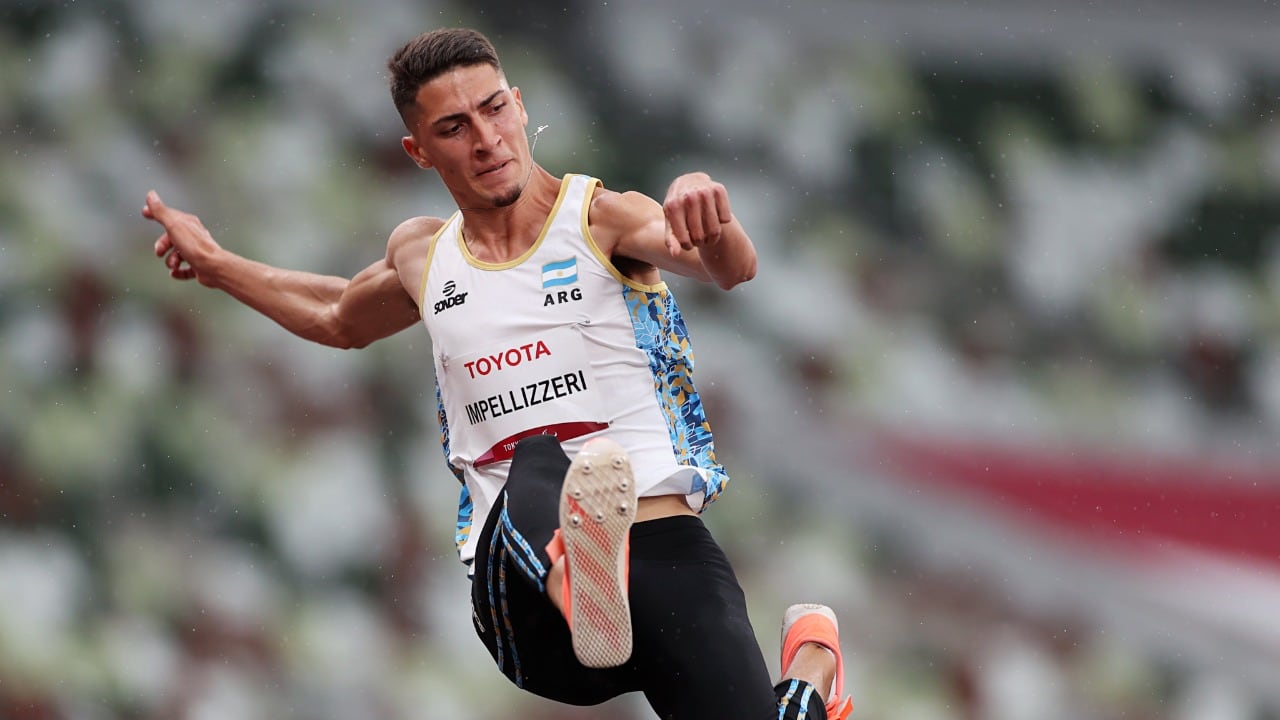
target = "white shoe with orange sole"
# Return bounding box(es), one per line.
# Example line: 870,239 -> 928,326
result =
555,437 -> 637,668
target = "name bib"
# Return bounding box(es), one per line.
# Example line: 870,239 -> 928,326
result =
451,326 -> 608,467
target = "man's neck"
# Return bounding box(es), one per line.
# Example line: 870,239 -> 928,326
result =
459,167 -> 561,263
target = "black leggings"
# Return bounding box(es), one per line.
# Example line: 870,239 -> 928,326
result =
469,435 -> 827,719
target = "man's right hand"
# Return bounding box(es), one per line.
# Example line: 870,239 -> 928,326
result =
142,190 -> 221,286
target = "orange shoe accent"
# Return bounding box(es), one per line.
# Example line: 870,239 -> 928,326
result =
545,528 -> 566,565
827,696 -> 854,720
781,604 -> 853,718
545,529 -> 573,623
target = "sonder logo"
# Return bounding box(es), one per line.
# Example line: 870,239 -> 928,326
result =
433,279 -> 468,315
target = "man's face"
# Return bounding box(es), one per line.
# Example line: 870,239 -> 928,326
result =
402,64 -> 530,208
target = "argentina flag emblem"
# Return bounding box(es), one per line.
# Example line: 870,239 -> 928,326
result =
541,257 -> 578,289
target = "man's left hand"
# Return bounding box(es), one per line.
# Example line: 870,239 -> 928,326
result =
663,172 -> 733,256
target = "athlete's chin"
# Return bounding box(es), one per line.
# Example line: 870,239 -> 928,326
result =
491,184 -> 524,208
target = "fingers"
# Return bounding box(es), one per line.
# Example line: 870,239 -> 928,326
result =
713,183 -> 732,225
164,247 -> 196,281
680,194 -> 708,245
665,186 -> 729,252
144,190 -> 168,221
152,226 -> 195,281
698,183 -> 730,241
144,191 -> 209,281
664,227 -> 683,257
664,198 -> 693,253
697,196 -> 720,244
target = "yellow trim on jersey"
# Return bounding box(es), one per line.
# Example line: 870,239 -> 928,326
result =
457,174 -> 573,271
418,212 -> 460,312
581,177 -> 668,294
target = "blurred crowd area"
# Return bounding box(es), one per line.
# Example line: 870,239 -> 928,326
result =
2,0 -> 1279,718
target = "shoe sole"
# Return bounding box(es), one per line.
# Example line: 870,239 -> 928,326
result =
560,437 -> 637,668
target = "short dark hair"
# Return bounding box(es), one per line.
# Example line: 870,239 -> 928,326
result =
387,28 -> 503,124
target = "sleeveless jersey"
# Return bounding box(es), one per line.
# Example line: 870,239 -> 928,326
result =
419,174 -> 729,567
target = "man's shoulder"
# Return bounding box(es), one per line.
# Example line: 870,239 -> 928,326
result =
388,215 -> 449,253
391,215 -> 450,242
587,186 -> 661,239
588,185 -> 655,216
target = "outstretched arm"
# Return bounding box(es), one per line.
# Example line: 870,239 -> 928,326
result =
596,172 -> 758,290
143,190 -> 421,349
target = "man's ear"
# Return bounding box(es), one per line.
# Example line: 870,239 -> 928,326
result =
512,86 -> 529,129
402,135 -> 433,170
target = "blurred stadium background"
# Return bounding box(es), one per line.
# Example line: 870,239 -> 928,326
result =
2,0 -> 1279,718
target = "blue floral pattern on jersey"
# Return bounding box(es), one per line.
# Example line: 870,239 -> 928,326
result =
623,285 -> 728,508
437,378 -> 473,560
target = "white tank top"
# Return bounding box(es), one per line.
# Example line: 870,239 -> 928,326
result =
419,174 -> 729,566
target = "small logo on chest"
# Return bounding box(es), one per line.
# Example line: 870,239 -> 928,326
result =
434,279 -> 468,315
541,258 -> 583,307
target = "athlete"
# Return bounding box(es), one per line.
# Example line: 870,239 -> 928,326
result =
142,27 -> 853,719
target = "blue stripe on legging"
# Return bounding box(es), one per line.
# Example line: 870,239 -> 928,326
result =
499,505 -> 547,593
486,526 -> 504,673
777,679 -> 818,720
497,546 -> 523,687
